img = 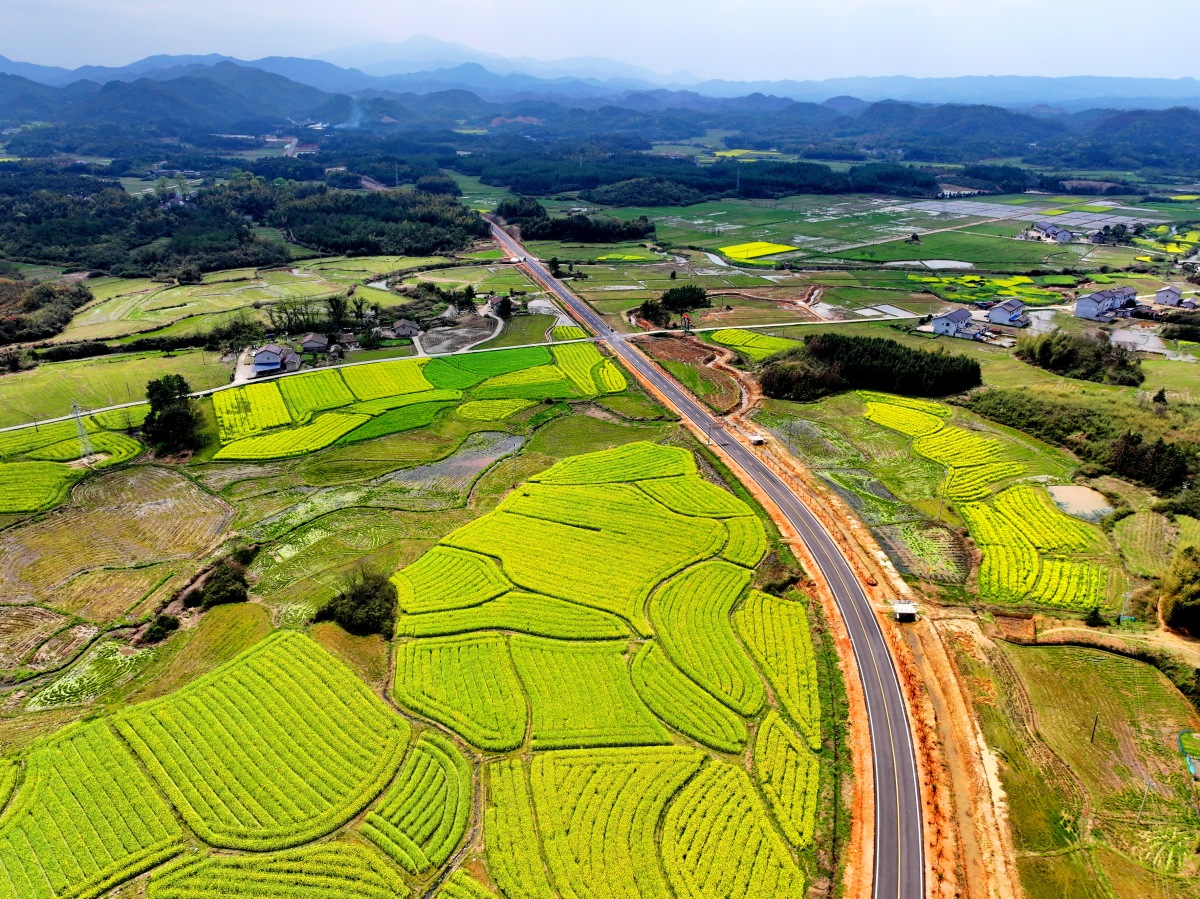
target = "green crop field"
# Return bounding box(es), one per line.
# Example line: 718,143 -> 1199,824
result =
0,336 -> 847,899
950,637 -> 1200,899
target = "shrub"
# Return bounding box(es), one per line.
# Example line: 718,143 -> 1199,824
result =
316,569 -> 397,638
141,614 -> 180,645
1015,330 -> 1144,386
199,562 -> 249,610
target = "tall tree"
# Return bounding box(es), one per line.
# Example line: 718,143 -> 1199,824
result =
142,374 -> 202,454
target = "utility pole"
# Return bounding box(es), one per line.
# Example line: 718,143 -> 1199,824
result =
1089,713 -> 1099,744
1135,778 -> 1153,824
72,400 -> 94,461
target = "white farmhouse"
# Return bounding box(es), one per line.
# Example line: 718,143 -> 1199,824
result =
987,299 -> 1028,328
1074,287 -> 1136,321
1156,285 -> 1183,306
932,308 -> 974,337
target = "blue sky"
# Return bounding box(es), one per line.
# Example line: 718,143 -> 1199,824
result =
4,0 -> 1199,80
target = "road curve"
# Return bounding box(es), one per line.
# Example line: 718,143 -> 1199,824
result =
493,224 -> 925,899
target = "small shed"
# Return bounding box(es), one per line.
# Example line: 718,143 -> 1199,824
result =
299,332 -> 330,353
393,319 -> 422,338
893,602 -> 918,623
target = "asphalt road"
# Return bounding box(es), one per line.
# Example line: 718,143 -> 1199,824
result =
493,224 -> 925,899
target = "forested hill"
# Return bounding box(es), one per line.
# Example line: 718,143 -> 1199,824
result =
3,58 -> 1200,171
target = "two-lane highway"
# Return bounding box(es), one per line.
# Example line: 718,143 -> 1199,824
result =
493,224 -> 925,899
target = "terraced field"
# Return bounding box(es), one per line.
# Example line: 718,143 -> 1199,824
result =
0,346 -> 843,899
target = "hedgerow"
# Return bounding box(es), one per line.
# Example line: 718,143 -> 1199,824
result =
530,747 -> 705,899
631,642 -> 749,752
647,561 -> 765,716
510,636 -> 669,749
394,633 -> 527,751
361,731 -> 472,873
114,631 -> 409,850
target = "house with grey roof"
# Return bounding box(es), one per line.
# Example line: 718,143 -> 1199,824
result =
987,298 -> 1028,328
932,308 -> 975,337
1156,285 -> 1183,307
1074,287 -> 1136,321
299,332 -> 330,353
1032,221 -> 1074,243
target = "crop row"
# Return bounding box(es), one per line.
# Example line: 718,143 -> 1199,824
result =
113,631 -> 408,850
212,382 -> 292,443
960,502 -> 1041,601
0,418 -> 88,460
426,347 -> 554,390
341,358 -> 433,401
530,746 -> 705,899
146,840 -> 405,899
277,369 -> 356,422
397,591 -> 630,640
534,441 -> 695,485
913,425 -> 1002,468
647,561 -> 765,716
944,462 -> 1020,502
361,731 -> 471,874
394,633 -> 527,751
484,760 -> 556,899
595,359 -> 628,393
553,342 -> 607,394
510,636 -> 668,749
552,326 -> 587,340
0,720 -> 183,899
631,642 -> 749,753
723,514 -> 769,568
214,413 -> 368,460
709,329 -> 796,362
27,431 -> 143,466
734,591 -> 822,749
456,398 -> 536,420
347,387 -> 462,415
0,461 -> 82,514
755,711 -> 819,848
1028,558 -> 1107,608
444,483 -> 726,623
338,401 -> 456,444
993,486 -> 1097,552
392,546 -> 511,614
855,392 -> 951,418
639,474 -> 754,518
662,761 -> 807,899
439,871 -> 500,899
863,402 -> 945,438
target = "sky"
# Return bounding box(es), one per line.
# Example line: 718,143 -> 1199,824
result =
3,0 -> 1199,81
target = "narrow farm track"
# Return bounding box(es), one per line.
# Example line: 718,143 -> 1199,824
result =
491,222 -> 925,899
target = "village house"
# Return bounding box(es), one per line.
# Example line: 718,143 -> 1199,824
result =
251,344 -> 302,376
299,333 -> 330,354
392,319 -> 422,339
1074,286 -> 1137,321
1031,221 -> 1074,243
931,308 -> 975,337
987,298 -> 1028,328
1156,285 -> 1183,306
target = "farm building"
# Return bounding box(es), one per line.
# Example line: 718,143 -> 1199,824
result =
1031,221 -> 1074,243
392,319 -> 422,338
987,299 -> 1028,327
1074,287 -> 1136,321
251,345 -> 302,376
932,308 -> 975,337
1156,285 -> 1183,306
299,333 -> 330,353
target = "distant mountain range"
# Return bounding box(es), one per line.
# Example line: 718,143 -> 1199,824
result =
2,38 -> 1200,111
